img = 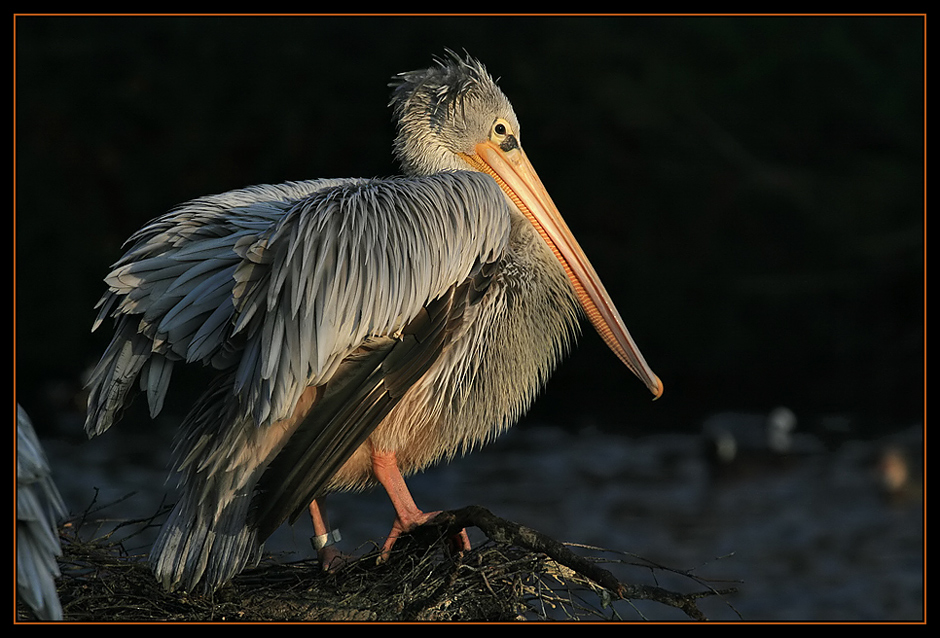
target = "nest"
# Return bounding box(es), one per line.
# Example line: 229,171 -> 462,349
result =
21,503 -> 740,622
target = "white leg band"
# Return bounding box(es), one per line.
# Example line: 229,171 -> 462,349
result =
311,529 -> 342,550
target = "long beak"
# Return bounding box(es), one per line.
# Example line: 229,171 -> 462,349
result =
461,140 -> 663,399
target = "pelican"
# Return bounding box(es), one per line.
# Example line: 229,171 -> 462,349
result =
85,52 -> 662,593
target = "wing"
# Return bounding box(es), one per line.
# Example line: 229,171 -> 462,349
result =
85,171 -> 511,437
84,178 -> 348,436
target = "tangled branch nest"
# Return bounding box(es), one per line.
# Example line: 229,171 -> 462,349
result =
25,500 -> 740,622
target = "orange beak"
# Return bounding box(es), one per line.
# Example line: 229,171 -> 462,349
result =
461,140 -> 663,399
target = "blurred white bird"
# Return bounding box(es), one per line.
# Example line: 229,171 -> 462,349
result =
17,405 -> 67,621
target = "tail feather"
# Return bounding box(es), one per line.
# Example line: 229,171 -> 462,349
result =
150,490 -> 262,593
149,376 -> 305,592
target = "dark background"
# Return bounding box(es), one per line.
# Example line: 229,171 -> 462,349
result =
15,15 -> 924,442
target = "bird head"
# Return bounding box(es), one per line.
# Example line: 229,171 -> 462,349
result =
390,51 -> 520,176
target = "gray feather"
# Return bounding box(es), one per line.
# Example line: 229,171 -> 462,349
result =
17,406 -> 67,620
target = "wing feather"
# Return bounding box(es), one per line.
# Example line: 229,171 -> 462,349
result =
86,172 -> 510,439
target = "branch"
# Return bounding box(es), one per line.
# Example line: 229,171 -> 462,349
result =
425,505 -> 738,620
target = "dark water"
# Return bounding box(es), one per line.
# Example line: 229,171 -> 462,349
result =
42,414 -> 923,622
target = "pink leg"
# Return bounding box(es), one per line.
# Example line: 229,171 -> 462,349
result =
308,497 -> 347,571
371,448 -> 471,560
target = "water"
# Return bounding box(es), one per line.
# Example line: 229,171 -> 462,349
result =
40,416 -> 923,622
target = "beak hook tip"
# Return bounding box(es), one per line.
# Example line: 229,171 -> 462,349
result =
651,375 -> 664,401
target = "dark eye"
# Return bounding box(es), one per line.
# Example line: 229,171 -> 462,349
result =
494,123 -> 506,136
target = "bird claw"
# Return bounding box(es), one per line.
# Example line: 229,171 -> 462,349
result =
377,510 -> 471,563
318,545 -> 353,573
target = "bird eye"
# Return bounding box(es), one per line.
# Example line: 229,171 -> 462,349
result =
492,119 -> 518,152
